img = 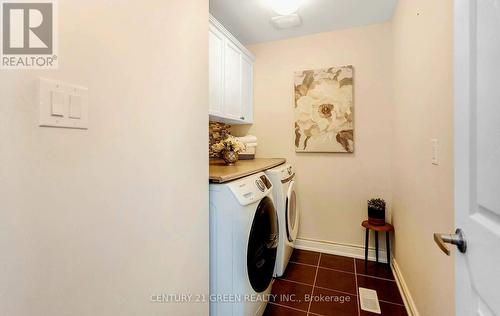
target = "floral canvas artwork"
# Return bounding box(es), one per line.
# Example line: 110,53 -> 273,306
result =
294,65 -> 354,153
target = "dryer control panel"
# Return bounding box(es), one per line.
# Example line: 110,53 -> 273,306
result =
266,163 -> 295,182
227,172 -> 273,206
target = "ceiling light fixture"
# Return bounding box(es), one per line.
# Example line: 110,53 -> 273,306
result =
269,0 -> 301,16
271,14 -> 302,29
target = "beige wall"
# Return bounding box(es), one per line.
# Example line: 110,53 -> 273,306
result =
391,0 -> 455,315
0,1 -> 208,315
233,23 -> 394,250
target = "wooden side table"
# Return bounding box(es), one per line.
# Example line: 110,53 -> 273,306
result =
362,220 -> 394,266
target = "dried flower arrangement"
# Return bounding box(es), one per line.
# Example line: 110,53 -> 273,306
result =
211,136 -> 246,165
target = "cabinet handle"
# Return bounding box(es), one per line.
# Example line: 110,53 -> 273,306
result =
240,116 -> 245,120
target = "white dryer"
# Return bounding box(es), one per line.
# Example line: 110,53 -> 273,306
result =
265,164 -> 299,277
209,172 -> 278,316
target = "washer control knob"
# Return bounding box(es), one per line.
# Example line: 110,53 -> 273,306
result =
255,179 -> 265,192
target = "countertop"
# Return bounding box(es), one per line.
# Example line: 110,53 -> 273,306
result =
209,158 -> 286,183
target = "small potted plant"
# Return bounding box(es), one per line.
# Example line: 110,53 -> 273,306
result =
211,136 -> 246,166
368,198 -> 386,226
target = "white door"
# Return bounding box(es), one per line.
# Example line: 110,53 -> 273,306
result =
223,41 -> 243,120
451,0 -> 500,315
208,25 -> 224,116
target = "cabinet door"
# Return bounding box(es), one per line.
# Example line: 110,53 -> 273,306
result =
241,54 -> 253,123
223,41 -> 243,120
209,26 -> 224,116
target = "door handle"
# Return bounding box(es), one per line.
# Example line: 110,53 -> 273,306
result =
433,228 -> 467,256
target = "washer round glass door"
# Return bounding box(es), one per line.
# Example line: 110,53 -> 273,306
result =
286,180 -> 299,242
247,196 -> 279,293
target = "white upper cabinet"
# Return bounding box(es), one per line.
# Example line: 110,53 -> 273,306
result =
240,54 -> 254,123
209,24 -> 224,116
209,15 -> 255,125
223,41 -> 243,120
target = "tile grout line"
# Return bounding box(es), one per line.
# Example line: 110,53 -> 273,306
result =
268,301 -> 315,314
354,258 -> 361,316
313,285 -> 357,297
289,260 -> 320,268
306,253 -> 321,315
277,277 -> 312,288
357,272 -> 396,282
291,259 -> 396,282
378,299 -> 406,307
278,277 -> 358,297
292,260 -> 355,275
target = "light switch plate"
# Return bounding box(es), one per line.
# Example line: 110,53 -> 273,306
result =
39,78 -> 89,129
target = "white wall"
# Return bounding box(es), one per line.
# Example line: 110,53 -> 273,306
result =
0,1 -> 209,315
233,23 -> 393,250
391,0 -> 455,315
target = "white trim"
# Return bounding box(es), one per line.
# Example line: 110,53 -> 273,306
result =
209,14 -> 256,62
391,258 -> 420,316
294,238 -> 388,263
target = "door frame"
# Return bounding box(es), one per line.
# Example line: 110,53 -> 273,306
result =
454,1 -> 474,314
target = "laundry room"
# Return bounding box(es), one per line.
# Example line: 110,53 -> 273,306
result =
2,0 -> 498,316
208,0 -> 455,315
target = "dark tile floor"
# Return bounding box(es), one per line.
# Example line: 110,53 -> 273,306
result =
264,249 -> 408,316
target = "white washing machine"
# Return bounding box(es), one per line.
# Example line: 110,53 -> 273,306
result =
209,172 -> 278,316
265,164 -> 299,277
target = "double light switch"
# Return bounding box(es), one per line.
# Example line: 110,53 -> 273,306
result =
40,78 -> 89,129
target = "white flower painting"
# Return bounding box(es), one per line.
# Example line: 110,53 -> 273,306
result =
294,65 -> 354,153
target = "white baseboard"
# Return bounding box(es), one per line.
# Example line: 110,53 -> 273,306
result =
391,258 -> 420,316
294,238 -> 388,263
